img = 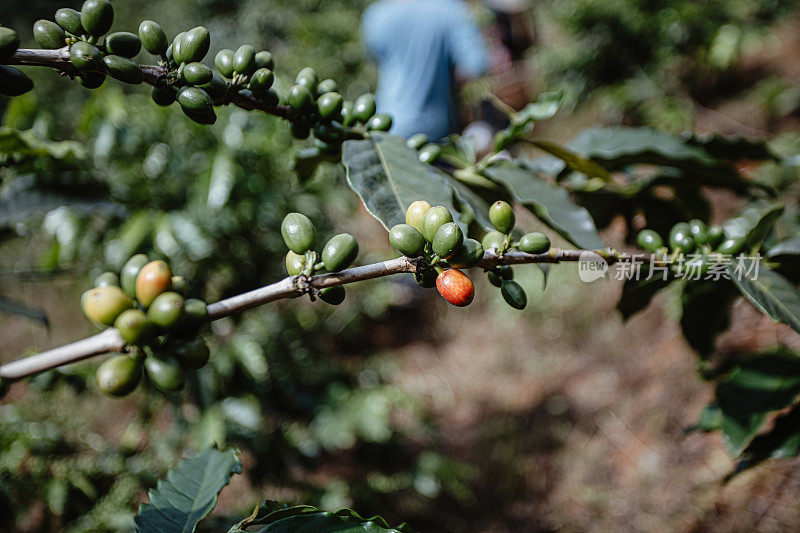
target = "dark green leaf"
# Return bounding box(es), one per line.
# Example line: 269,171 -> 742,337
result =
0,295 -> 49,327
685,132 -> 778,162
721,203 -> 784,254
732,401 -> 800,478
712,348 -> 800,456
767,237 -> 800,260
342,133 -> 467,231
728,263 -> 800,336
134,448 -> 242,533
680,279 -> 738,358
528,140 -> 611,180
617,266 -> 672,319
229,501 -> 409,533
482,162 -> 604,249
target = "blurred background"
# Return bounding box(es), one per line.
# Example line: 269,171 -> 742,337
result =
2,0 -> 800,531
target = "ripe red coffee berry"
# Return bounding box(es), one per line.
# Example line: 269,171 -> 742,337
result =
435,268 -> 475,307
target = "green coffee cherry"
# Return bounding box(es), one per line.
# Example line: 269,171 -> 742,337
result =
79,72 -> 105,89
407,133 -> 429,150
688,219 -> 708,244
295,67 -> 318,91
367,113 -> 392,132
415,269 -> 437,288
405,200 -> 431,233
233,44 -> 256,74
419,144 -> 442,164
354,93 -> 376,122
248,68 -> 274,94
182,62 -> 213,85
448,238 -> 484,268
147,292 -> 185,329
489,201 -> 515,234
200,73 -> 229,103
487,269 -> 504,287
181,26 -> 210,63
151,86 -> 175,106
316,78 -> 337,96
669,222 -> 695,252
518,232 -> 551,254
103,55 -> 143,84
313,121 -> 345,144
174,338 -> 210,370
214,49 -> 235,78
706,225 -> 724,248
178,86 -> 213,111
69,41 -> 103,71
341,101 -> 356,126
421,206 -> 453,242
171,31 -> 186,63
171,276 -> 188,297
183,106 -> 217,125
121,254 -> 149,297
114,309 -> 153,345
319,286 -> 346,305
636,229 -> 662,253
717,236 -> 746,255
94,271 -> 119,288
139,20 -> 168,56
0,28 -> 20,61
255,50 -> 274,70
432,222 -> 464,259
389,224 -> 425,257
289,85 -> 315,115
144,352 -> 185,392
181,298 -> 208,329
482,230 -> 506,252
317,92 -> 344,119
33,20 -> 66,49
82,286 -> 134,326
501,280 -> 527,310
55,9 -> 84,36
106,32 -> 141,58
281,212 -> 316,254
321,233 -> 359,272
291,122 -> 311,140
80,0 -> 113,37
96,354 -> 142,397
0,66 -> 33,96
286,251 -> 306,276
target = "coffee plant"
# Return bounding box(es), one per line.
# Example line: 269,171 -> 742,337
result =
2,1 -> 800,529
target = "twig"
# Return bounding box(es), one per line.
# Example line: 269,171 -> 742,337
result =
0,249 -> 632,380
3,48 -> 295,121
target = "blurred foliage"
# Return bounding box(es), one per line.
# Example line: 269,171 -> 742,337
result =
534,0 -> 800,127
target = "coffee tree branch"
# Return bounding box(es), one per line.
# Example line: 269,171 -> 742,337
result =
0,248 -> 630,380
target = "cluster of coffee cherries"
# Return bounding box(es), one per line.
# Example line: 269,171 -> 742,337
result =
82,255 -> 210,397
286,67 -> 392,162
388,200 -> 552,309
281,213 -> 360,305
405,133 -> 443,164
637,219 -> 747,267
27,1 -> 146,90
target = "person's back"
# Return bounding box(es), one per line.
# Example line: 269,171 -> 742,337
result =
362,0 -> 488,140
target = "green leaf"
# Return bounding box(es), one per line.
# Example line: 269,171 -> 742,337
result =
134,448 -> 242,533
617,267 -> 672,319
566,127 -> 755,193
229,501 -> 409,533
767,237 -> 800,260
680,280 -> 738,359
732,401 -> 800,478
0,127 -> 86,165
482,161 -> 604,249
0,295 -> 49,328
728,263 -> 800,336
528,140 -> 611,180
722,203 -> 784,254
685,132 -> 778,162
342,133 -> 468,231
514,91 -> 564,125
712,348 -> 800,456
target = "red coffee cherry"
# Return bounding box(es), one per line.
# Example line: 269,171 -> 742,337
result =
435,268 -> 475,307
